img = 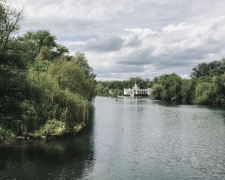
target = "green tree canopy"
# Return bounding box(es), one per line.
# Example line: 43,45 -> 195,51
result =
31,30 -> 57,53
36,46 -> 51,61
72,52 -> 96,79
191,59 -> 225,78
0,2 -> 96,139
151,73 -> 182,101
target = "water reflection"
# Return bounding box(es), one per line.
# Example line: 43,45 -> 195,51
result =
0,115 -> 95,180
90,97 -> 225,179
1,97 -> 225,180
151,99 -> 184,107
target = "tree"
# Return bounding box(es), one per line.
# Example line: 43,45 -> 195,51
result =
191,59 -> 225,78
0,2 -> 23,53
72,52 -> 96,79
50,44 -> 69,60
31,30 -> 57,54
194,82 -> 212,104
19,30 -> 70,63
48,56 -> 96,100
36,46 -> 51,61
181,79 -> 195,102
0,2 -> 41,135
151,84 -> 163,99
19,30 -> 57,62
191,63 -> 210,78
0,2 -> 96,139
208,59 -> 225,76
55,44 -> 69,56
151,73 -> 182,101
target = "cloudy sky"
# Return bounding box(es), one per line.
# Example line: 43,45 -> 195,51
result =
9,0 -> 225,80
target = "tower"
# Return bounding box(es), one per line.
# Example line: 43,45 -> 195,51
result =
134,78 -> 137,88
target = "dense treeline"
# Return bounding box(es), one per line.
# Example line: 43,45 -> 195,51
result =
0,3 -> 95,139
151,59 -> 225,104
96,59 -> 225,105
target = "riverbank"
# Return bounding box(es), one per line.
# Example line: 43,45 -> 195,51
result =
0,121 -> 88,141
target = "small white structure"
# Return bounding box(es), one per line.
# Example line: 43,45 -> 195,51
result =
124,81 -> 152,97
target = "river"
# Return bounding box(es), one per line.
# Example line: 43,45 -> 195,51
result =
0,96 -> 225,180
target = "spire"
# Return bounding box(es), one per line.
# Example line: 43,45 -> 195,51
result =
134,78 -> 137,88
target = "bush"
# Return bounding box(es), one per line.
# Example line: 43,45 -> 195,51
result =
0,126 -> 15,140
35,119 -> 68,138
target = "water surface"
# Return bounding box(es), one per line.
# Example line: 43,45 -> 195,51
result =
1,96 -> 225,179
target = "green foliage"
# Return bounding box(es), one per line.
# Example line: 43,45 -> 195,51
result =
36,46 -> 51,61
149,59 -> 225,104
34,119 -> 68,137
30,30 -> 57,54
0,126 -> 15,140
151,73 -> 182,101
19,30 -> 69,63
54,44 -> 69,56
181,79 -> 195,102
151,84 -> 163,99
72,52 -> 96,79
0,2 -> 35,135
33,60 -> 51,71
35,119 -> 85,138
191,59 -> 225,78
195,82 -> 212,104
110,89 -> 123,98
27,55 -> 94,136
190,59 -> 225,104
0,2 -> 96,139
194,75 -> 225,104
0,3 -> 23,52
48,56 -> 96,100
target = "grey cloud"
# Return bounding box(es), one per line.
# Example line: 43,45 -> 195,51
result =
95,64 -> 143,74
124,34 -> 142,47
118,47 -> 210,66
117,46 -> 161,66
9,0 -> 225,80
84,36 -> 124,52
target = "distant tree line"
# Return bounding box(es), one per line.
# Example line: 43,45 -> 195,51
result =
96,77 -> 151,97
151,59 -> 225,104
0,2 -> 96,139
96,59 -> 225,105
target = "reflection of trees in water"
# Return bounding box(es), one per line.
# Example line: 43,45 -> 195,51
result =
151,100 -> 180,107
0,114 -> 95,180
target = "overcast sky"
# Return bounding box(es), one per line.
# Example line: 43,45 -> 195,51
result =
9,0 -> 225,80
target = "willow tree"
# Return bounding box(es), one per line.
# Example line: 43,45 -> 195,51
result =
49,55 -> 96,100
28,55 -> 95,137
150,73 -> 182,101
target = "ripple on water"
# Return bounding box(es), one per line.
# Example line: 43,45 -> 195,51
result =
0,97 -> 225,180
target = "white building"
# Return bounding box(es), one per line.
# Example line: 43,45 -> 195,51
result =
124,81 -> 152,97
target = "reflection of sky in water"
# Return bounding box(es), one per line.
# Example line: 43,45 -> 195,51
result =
91,97 -> 225,180
0,96 -> 225,180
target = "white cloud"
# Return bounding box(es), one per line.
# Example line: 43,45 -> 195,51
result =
125,28 -> 158,38
163,23 -> 193,33
7,0 -> 225,80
